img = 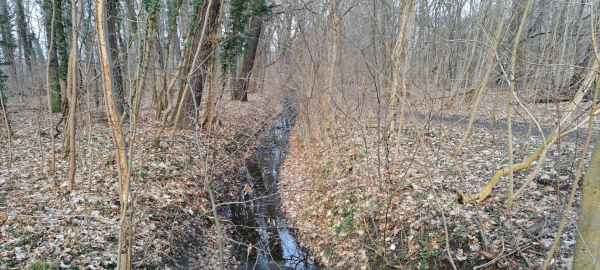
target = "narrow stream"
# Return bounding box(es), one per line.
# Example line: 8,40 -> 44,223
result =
228,97 -> 318,270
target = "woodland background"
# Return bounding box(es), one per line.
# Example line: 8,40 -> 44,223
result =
1,0 -> 600,269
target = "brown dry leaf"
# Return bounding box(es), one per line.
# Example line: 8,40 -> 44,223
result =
480,250 -> 497,259
242,184 -> 252,196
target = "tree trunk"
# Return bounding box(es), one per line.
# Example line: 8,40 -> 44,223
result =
233,16 -> 263,101
67,0 -> 81,191
385,0 -> 411,135
43,0 -> 61,112
15,0 -> 33,69
0,0 -> 16,76
454,0 -> 511,156
506,0 -> 533,210
53,0 -> 69,115
0,79 -> 11,168
181,0 -> 221,123
107,0 -> 125,116
94,0 -> 131,267
573,126 -> 600,270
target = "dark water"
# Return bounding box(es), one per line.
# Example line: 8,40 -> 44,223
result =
228,97 -> 318,270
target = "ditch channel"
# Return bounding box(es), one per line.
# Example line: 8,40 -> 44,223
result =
228,94 -> 318,270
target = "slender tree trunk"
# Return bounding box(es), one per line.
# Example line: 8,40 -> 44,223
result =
506,0 -> 533,210
385,0 -> 410,135
390,0 -> 416,175
155,0 -> 183,120
95,0 -> 131,268
324,0 -> 337,125
66,0 -> 81,191
454,0 -> 510,156
45,0 -> 57,174
0,82 -> 11,168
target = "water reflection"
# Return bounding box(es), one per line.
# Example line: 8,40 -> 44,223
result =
229,97 -> 318,270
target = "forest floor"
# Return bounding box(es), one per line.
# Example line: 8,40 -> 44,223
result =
278,88 -> 598,269
0,86 -> 598,270
0,91 -> 283,269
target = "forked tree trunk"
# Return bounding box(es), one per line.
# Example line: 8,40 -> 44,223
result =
476,60 -> 599,202
390,0 -> 416,175
169,0 -> 220,138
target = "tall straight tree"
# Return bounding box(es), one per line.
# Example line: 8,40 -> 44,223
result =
0,0 -> 15,72
169,0 -> 220,130
230,0 -> 270,101
95,0 -> 131,267
232,15 -> 262,101
183,0 -> 221,121
15,0 -> 34,69
107,0 -> 125,116
43,0 -> 62,112
54,0 -> 69,113
66,0 -> 81,190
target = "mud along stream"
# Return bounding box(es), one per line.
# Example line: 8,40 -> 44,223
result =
227,97 -> 318,269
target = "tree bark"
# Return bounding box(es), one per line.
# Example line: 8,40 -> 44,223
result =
43,0 -> 61,112
67,0 -> 81,191
15,0 -> 33,69
0,0 -> 16,75
506,0 -> 533,210
95,0 -> 131,267
385,0 -> 410,135
572,120 -> 600,270
107,0 -> 125,116
233,16 -> 263,101
181,0 -> 221,122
